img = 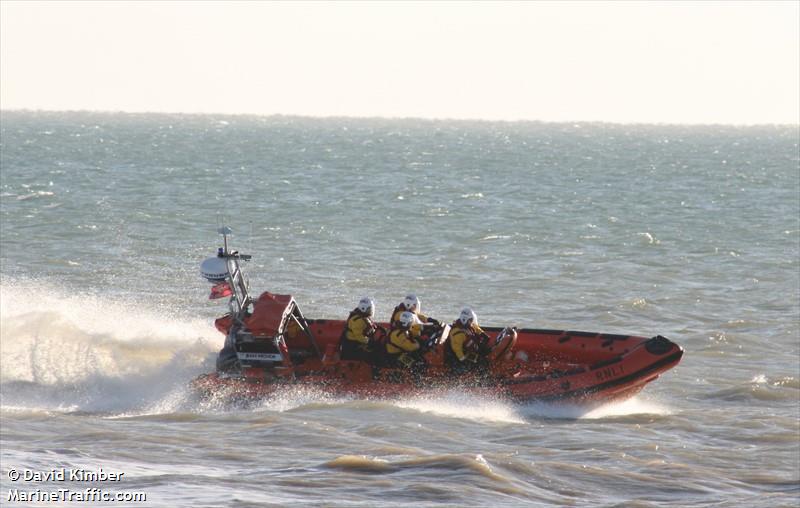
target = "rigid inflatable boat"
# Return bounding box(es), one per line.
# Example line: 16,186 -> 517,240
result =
192,228 -> 683,405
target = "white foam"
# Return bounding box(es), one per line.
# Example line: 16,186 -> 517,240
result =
392,390 -> 527,424
0,278 -> 220,413
252,386 -> 352,413
520,396 -> 672,420
393,392 -> 670,423
581,397 -> 672,418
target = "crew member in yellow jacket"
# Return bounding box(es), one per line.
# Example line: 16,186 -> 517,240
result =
385,311 -> 425,369
447,308 -> 491,372
340,297 -> 381,362
389,294 -> 440,339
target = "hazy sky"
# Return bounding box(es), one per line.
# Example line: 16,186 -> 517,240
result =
1,1 -> 798,124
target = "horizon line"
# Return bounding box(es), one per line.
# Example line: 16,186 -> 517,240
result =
1,107 -> 798,129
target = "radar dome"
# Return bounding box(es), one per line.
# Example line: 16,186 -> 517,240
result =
201,257 -> 230,282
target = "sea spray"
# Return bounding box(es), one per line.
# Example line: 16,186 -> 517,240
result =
392,390 -> 527,424
0,278 -> 219,413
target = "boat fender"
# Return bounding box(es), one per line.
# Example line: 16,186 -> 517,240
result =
645,335 -> 673,355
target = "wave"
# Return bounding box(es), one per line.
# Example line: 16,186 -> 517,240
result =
323,452 -> 512,485
702,374 -> 800,402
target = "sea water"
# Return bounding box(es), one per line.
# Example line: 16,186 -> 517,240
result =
1,111 -> 798,507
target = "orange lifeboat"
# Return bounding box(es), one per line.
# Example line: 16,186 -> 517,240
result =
193,228 -> 683,405
193,290 -> 683,405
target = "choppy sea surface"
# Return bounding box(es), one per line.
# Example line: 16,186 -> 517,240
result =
0,111 -> 798,507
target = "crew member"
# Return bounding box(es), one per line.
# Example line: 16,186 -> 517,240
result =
447,307 -> 491,373
340,297 -> 380,362
390,294 -> 440,339
385,311 -> 425,370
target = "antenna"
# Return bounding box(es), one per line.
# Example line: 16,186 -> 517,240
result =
218,226 -> 233,255
248,220 -> 254,260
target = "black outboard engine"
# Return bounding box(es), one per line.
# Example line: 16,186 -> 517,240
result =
216,331 -> 241,373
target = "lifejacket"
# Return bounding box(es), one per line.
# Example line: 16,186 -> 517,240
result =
390,304 -> 429,340
390,304 -> 407,329
340,310 -> 377,353
446,321 -> 482,362
385,328 -> 420,355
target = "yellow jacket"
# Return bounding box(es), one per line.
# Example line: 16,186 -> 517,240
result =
390,305 -> 429,339
449,322 -> 486,361
344,312 -> 375,346
386,328 -> 420,355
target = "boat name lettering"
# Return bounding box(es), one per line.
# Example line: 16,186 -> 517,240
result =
596,365 -> 624,381
238,352 -> 283,362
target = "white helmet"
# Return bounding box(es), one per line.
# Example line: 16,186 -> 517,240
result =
403,294 -> 420,312
459,307 -> 477,326
399,311 -> 415,328
357,296 -> 374,316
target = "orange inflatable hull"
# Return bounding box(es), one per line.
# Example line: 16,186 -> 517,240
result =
193,316 -> 683,405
